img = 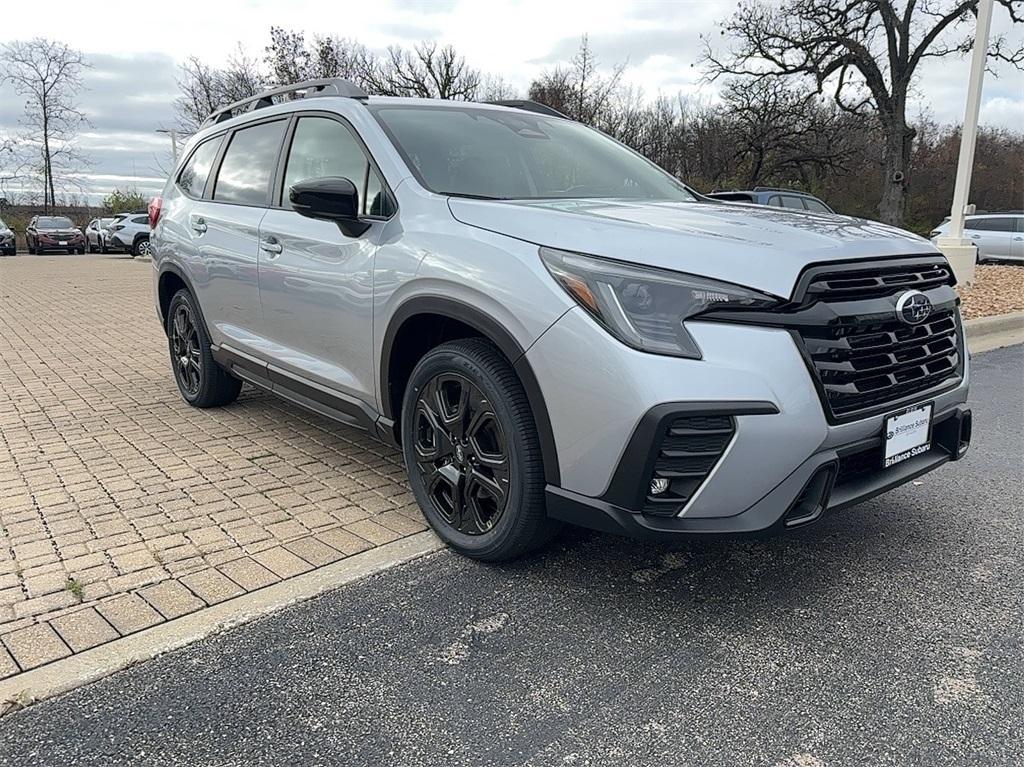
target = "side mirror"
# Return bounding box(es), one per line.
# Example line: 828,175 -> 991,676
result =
289,177 -> 370,237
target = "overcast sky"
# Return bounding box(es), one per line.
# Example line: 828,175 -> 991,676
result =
1,0 -> 1022,203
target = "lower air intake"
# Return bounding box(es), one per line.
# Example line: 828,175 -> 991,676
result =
642,415 -> 735,517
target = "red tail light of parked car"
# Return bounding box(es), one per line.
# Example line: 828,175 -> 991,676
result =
148,197 -> 163,229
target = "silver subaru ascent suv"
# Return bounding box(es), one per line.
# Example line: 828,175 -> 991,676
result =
151,79 -> 972,561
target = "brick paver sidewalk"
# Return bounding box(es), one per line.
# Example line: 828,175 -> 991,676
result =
0,256 -> 427,675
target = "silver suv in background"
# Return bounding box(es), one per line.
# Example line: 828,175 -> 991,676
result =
152,79 -> 972,561
104,212 -> 152,257
930,213 -> 1024,262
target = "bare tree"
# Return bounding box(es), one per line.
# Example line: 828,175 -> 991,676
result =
722,78 -> 860,187
265,27 -> 370,87
174,47 -> 264,133
529,35 -> 626,125
361,42 -> 481,99
0,38 -> 90,211
702,0 -> 1024,226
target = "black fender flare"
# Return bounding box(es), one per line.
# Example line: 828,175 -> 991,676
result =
380,296 -> 561,486
157,263 -> 211,339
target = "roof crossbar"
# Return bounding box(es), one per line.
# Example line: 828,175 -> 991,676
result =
201,78 -> 369,128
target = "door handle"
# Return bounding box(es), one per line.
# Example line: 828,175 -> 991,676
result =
969,234 -> 980,239
260,237 -> 283,255
1014,237 -> 1023,241
191,218 -> 207,234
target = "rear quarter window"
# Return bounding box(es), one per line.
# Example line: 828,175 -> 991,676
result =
178,136 -> 223,198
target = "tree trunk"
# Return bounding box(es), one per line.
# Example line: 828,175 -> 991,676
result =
877,115 -> 915,228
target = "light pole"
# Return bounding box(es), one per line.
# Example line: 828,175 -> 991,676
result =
156,128 -> 179,162
935,0 -> 994,286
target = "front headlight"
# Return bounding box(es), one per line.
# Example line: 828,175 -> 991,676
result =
540,246 -> 780,359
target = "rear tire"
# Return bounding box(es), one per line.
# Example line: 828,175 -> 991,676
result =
133,237 -> 151,258
166,289 -> 242,408
401,338 -> 560,561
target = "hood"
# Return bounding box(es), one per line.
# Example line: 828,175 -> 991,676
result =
447,198 -> 937,298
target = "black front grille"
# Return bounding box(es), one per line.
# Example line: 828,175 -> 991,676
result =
642,415 -> 734,516
804,262 -> 952,301
791,259 -> 963,421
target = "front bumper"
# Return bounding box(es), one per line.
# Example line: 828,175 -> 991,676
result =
546,404 -> 971,538
526,306 -> 971,539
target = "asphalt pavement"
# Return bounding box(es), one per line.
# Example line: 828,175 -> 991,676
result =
1,344 -> 1021,767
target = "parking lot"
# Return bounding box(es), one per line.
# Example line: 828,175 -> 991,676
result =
0,339 -> 1020,765
0,255 -> 427,674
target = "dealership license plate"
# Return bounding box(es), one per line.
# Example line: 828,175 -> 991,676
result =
883,403 -> 933,468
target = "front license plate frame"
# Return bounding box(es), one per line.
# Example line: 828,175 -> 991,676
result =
883,403 -> 933,468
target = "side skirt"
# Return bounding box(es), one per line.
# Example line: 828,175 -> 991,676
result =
212,344 -> 378,434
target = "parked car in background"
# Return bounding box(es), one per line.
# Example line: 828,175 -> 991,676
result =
85,217 -> 116,253
0,219 -> 15,255
105,212 -> 151,257
26,216 -> 86,254
929,212 -> 1023,263
705,187 -> 834,213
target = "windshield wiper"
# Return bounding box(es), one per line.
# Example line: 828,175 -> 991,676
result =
442,192 -> 510,201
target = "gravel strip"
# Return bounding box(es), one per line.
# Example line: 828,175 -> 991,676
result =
959,264 -> 1024,320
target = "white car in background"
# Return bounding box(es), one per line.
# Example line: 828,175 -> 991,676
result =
85,217 -> 116,253
102,212 -> 152,257
930,212 -> 1024,263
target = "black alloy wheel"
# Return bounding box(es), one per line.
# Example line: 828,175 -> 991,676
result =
170,302 -> 202,397
401,338 -> 559,561
411,373 -> 511,535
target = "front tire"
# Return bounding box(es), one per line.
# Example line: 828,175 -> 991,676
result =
166,289 -> 242,408
401,338 -> 559,561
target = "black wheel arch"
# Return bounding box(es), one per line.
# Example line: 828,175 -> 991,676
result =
158,264 -> 211,340
381,296 -> 560,486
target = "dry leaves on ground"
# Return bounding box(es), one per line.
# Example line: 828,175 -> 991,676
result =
957,264 -> 1024,320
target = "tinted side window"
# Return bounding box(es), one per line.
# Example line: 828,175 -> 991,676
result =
968,217 -> 1014,232
178,136 -> 222,198
282,117 -> 368,210
767,196 -> 784,207
131,216 -> 149,225
781,196 -> 805,209
214,120 -> 287,205
804,199 -> 830,213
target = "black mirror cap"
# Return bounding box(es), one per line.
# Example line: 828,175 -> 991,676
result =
289,177 -> 370,237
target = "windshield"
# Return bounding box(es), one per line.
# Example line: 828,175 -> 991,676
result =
370,105 -> 696,202
37,217 -> 74,228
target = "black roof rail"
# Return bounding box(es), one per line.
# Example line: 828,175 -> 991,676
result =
486,100 -> 569,119
201,78 -> 369,129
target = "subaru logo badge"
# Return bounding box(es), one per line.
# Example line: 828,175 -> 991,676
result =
895,290 -> 933,325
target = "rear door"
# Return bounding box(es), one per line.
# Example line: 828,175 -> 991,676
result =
1013,217 -> 1024,260
965,217 -> 1014,260
198,118 -> 288,350
257,112 -> 393,406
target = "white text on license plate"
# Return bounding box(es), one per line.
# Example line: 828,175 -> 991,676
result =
884,404 -> 932,468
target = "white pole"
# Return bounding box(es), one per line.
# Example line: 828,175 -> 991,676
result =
169,129 -> 178,162
936,0 -> 994,286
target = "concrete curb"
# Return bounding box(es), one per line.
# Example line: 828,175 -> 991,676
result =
0,531 -> 443,715
965,311 -> 1024,354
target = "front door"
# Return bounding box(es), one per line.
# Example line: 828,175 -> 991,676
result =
257,114 -> 388,405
